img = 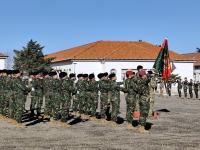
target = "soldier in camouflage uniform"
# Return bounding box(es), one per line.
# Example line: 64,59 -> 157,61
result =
9,70 -> 17,119
82,74 -> 90,116
0,70 -> 4,114
159,79 -> 164,96
137,69 -> 150,133
123,70 -> 136,128
166,80 -> 172,97
194,81 -> 199,99
177,78 -> 182,98
59,72 -> 75,122
31,72 -> 44,117
0,70 -> 8,115
43,72 -> 51,118
51,72 -> 61,120
13,71 -> 30,123
87,74 -> 99,116
98,72 -> 110,119
3,70 -> 13,117
148,71 -> 157,118
183,77 -> 188,98
73,74 -> 83,116
109,73 -> 121,122
46,71 -> 60,120
188,79 -> 193,99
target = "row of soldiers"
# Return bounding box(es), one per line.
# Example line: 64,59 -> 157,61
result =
0,66 -> 155,133
157,77 -> 199,99
177,78 -> 199,99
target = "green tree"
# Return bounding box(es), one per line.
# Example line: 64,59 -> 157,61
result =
13,39 -> 54,74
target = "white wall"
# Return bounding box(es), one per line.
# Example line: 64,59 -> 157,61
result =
52,60 -> 194,81
0,58 -> 6,69
172,62 -> 194,80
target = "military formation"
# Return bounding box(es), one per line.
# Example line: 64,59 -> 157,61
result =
5,65 -> 200,133
0,65 -> 155,133
176,77 -> 199,99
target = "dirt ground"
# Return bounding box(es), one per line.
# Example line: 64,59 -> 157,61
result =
0,93 -> 200,150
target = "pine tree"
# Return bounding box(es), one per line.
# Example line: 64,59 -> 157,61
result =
13,39 -> 54,74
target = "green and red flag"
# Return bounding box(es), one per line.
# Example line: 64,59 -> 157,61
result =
153,39 -> 172,81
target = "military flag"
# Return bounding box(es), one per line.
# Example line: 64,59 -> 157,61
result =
153,38 -> 172,81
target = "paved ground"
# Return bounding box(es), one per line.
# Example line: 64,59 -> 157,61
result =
0,94 -> 200,150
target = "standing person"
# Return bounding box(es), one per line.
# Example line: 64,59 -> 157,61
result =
159,79 -> 164,97
31,72 -> 44,117
194,81 -> 199,99
148,71 -> 157,118
137,69 -> 151,133
188,79 -> 193,99
47,71 -> 60,120
43,71 -> 51,119
98,72 -> 110,120
13,71 -> 30,123
74,74 -> 83,116
166,80 -> 172,96
123,70 -> 136,129
59,72 -> 75,122
87,73 -> 99,117
177,78 -> 182,98
183,77 -> 188,98
109,73 -> 120,123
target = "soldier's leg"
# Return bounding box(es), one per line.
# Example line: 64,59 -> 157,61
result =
91,94 -> 98,116
195,90 -> 198,99
179,90 -> 181,97
100,94 -> 108,118
126,95 -> 135,123
189,91 -> 193,98
184,89 -> 187,98
36,96 -> 43,116
139,97 -> 150,128
30,96 -> 36,116
15,95 -> 25,123
148,97 -> 153,117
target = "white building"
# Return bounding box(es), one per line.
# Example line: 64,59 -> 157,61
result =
0,53 -> 8,69
183,52 -> 200,81
47,41 -> 194,81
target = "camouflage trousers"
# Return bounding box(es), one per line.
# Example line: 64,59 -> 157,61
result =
126,94 -> 136,123
14,93 -> 26,123
184,88 -> 187,98
52,93 -> 61,120
76,91 -> 88,114
189,89 -> 193,98
88,92 -> 98,116
44,94 -> 53,117
8,95 -> 16,119
60,93 -> 71,122
148,93 -> 155,117
100,93 -> 109,118
45,93 -> 60,119
31,94 -> 43,115
139,96 -> 150,127
178,89 -> 182,97
2,91 -> 10,116
194,90 -> 198,99
110,96 -> 120,121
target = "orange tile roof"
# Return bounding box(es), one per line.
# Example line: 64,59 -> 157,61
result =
46,41 -> 194,62
0,53 -> 8,57
183,53 -> 200,66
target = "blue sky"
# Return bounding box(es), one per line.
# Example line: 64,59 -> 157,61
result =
0,0 -> 200,60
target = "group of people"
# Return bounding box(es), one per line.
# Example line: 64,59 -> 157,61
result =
0,65 -> 157,133
159,77 -> 199,99
177,78 -> 199,99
